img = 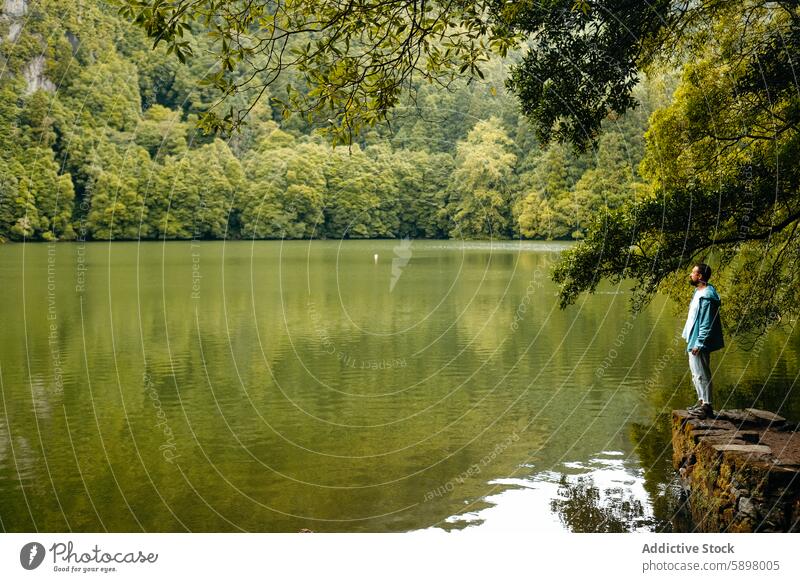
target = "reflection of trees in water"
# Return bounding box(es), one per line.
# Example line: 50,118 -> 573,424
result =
629,416 -> 692,532
550,413 -> 697,532
550,475 -> 652,533
626,415 -> 695,532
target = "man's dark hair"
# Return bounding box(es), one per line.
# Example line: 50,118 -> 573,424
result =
694,263 -> 712,281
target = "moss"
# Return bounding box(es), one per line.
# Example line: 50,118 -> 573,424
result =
670,411 -> 799,531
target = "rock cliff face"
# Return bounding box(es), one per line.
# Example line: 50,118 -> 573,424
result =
3,0 -> 58,93
672,408 -> 800,532
22,54 -> 56,94
4,0 -> 26,17
2,0 -> 27,42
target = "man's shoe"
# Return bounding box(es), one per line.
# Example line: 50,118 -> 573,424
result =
687,403 -> 714,420
687,400 -> 703,411
687,407 -> 706,419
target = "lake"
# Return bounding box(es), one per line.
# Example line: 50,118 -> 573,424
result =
1,240 -> 798,532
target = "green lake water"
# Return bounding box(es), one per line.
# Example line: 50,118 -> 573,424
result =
1,240 -> 798,532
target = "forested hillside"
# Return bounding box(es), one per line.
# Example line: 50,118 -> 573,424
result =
0,0 -> 675,242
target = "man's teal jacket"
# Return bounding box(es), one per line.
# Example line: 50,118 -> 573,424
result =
686,284 -> 725,353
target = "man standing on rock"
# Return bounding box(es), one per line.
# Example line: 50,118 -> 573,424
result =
683,263 -> 725,419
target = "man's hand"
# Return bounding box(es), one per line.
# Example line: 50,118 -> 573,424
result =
691,347 -> 700,355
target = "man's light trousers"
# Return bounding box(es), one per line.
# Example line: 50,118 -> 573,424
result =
688,350 -> 713,404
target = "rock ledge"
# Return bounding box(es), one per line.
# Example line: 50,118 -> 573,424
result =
672,408 -> 800,532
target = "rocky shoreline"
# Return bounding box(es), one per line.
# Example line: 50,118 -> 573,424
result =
671,408 -> 800,532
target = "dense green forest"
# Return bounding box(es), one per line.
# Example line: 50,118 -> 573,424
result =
0,0 -> 675,242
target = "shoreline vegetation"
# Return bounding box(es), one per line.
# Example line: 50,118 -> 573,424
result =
0,1 -> 674,245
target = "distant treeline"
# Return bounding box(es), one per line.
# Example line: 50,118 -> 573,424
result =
0,0 -> 676,243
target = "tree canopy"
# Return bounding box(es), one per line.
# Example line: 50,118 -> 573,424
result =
3,0 -> 665,247
544,1 -> 800,342
116,0 -> 523,145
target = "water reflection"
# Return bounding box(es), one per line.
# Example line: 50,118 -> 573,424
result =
551,473 -> 651,533
434,447 -> 693,533
0,240 -> 797,532
431,452 -> 664,533
432,411 -> 700,533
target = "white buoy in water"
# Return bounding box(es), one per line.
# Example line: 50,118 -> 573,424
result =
374,253 -> 379,264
